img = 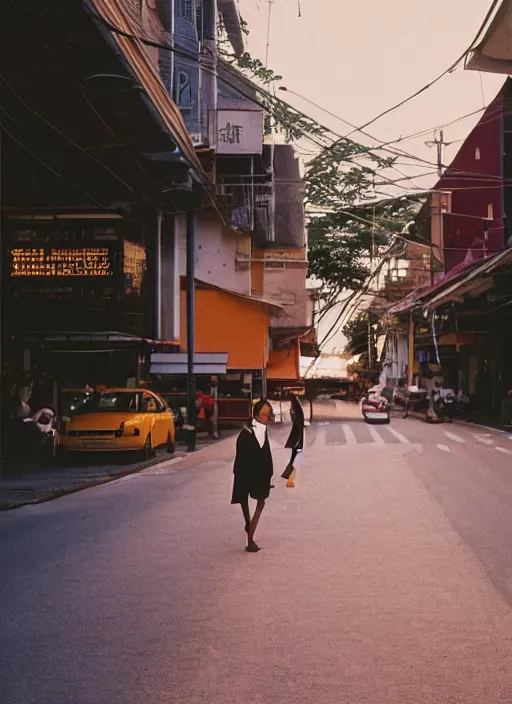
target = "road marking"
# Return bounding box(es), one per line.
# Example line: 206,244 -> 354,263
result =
475,436 -> 495,445
437,444 -> 451,452
314,425 -> 327,447
495,446 -> 512,455
342,424 -> 357,446
367,426 -> 386,445
444,431 -> 465,444
386,426 -> 410,445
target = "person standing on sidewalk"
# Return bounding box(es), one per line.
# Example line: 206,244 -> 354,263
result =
231,399 -> 274,553
281,394 -> 305,488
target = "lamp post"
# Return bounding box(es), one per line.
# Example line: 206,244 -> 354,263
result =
186,210 -> 197,452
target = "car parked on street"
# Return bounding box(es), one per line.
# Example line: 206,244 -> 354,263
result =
60,389 -> 175,459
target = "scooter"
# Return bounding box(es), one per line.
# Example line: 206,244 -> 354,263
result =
435,394 -> 457,422
361,392 -> 390,425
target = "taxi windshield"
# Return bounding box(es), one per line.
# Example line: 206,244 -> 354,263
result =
64,391 -> 143,416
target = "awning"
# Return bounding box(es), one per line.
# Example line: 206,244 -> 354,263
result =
300,355 -> 349,380
21,331 -> 178,345
425,248 -> 512,312
466,1 -> 512,74
150,353 -> 228,375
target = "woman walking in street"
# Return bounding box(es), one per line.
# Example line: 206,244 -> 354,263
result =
231,399 -> 274,553
282,394 -> 305,488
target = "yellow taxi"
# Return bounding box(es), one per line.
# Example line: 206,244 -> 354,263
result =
60,388 -> 175,458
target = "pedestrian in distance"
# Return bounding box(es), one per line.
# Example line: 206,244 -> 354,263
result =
231,399 -> 274,553
281,394 -> 305,488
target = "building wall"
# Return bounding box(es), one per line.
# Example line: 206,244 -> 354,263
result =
265,265 -> 311,329
255,248 -> 310,329
436,95 -> 505,272
177,211 -> 251,295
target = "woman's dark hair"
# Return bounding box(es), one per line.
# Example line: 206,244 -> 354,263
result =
252,398 -> 273,421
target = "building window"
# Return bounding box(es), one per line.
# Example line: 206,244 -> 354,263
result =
181,0 -> 194,21
175,71 -> 192,111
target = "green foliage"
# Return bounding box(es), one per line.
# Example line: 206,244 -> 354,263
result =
219,40 -> 423,293
236,53 -> 282,84
343,314 -> 377,358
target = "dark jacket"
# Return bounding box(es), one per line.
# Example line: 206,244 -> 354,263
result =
285,396 -> 305,450
231,424 -> 274,503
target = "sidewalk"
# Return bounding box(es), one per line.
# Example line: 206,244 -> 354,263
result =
0,432 -> 237,511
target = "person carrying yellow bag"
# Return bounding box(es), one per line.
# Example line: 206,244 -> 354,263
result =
281,395 -> 305,488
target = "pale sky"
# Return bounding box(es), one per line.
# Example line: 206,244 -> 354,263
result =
238,0 -> 505,193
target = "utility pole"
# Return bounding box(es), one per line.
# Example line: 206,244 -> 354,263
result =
186,211 -> 197,452
425,131 -> 452,284
425,130 -> 452,177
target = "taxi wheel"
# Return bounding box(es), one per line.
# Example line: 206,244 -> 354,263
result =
142,433 -> 155,461
166,432 -> 175,454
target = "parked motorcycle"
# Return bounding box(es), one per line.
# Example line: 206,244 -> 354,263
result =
402,386 -> 431,420
434,393 -> 457,422
361,391 -> 390,425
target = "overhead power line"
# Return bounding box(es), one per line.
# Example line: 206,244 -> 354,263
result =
320,0 -> 501,156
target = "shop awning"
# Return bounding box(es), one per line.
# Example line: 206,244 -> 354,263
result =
150,353 -> 228,375
21,331 -> 179,345
424,249 -> 512,312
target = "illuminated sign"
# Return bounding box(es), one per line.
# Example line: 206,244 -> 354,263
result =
10,248 -> 113,277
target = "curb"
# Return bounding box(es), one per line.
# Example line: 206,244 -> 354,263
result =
403,411 -> 509,435
0,438 -> 229,511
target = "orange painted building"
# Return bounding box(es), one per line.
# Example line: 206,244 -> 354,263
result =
266,342 -> 300,382
179,283 -> 273,370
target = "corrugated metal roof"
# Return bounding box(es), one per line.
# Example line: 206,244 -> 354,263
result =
425,248 -> 512,311
88,0 -> 206,180
194,278 -> 284,312
386,256 -> 488,315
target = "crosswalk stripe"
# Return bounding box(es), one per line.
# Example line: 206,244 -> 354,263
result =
315,425 -> 327,447
367,426 -> 386,445
445,431 -> 465,444
341,424 -> 357,446
386,427 -> 410,445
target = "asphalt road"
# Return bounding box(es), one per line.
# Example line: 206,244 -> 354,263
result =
3,402 -> 512,703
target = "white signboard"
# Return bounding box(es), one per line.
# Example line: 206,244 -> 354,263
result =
214,110 -> 264,155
